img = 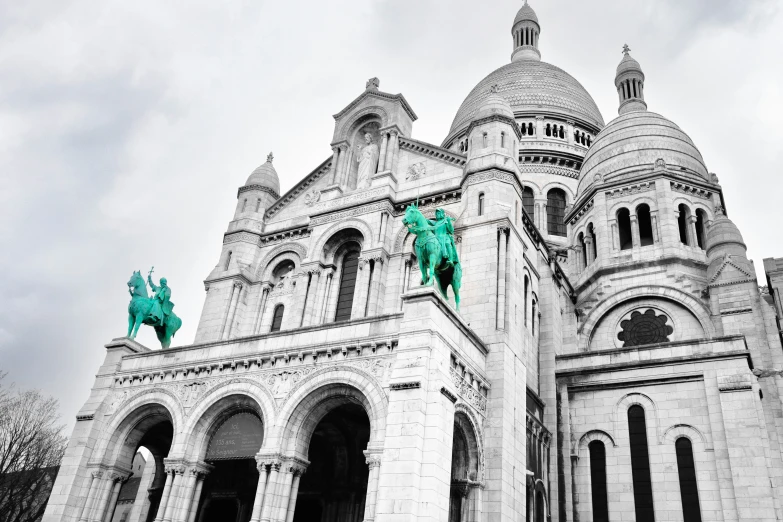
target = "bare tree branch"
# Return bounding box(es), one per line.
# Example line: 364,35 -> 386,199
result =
0,373 -> 67,522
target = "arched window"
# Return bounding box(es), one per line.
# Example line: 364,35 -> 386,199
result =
224,251 -> 232,270
587,135 -> 592,146
482,132 -> 488,148
460,142 -> 464,153
695,209 -> 706,250
628,405 -> 654,521
559,125 -> 565,139
678,204 -> 691,245
536,490 -> 546,522
521,122 -> 527,135
241,198 -> 247,212
531,297 -> 537,335
528,122 -> 534,135
478,193 -> 485,216
524,275 -> 530,327
501,131 -> 506,148
271,260 -> 295,284
588,223 -> 598,262
546,188 -> 567,237
270,304 -> 284,332
637,204 -> 654,246
578,232 -> 587,269
546,123 -> 552,137
675,437 -> 703,522
618,208 -> 633,250
522,186 -> 535,217
334,251 -> 360,322
589,440 -> 609,522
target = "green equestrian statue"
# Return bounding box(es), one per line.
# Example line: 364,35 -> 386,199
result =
402,205 -> 462,310
126,269 -> 182,348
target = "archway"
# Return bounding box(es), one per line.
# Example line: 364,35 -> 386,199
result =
448,412 -> 481,522
292,403 -> 371,522
97,404 -> 174,522
195,410 -> 264,522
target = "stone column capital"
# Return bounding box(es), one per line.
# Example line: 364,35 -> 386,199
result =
497,225 -> 510,235
233,280 -> 244,290
261,281 -> 274,292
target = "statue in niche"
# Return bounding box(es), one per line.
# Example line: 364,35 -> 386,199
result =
355,132 -> 379,190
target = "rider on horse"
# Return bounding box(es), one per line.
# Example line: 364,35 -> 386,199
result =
148,275 -> 173,326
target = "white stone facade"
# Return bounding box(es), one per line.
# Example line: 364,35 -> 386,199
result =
45,3 -> 783,522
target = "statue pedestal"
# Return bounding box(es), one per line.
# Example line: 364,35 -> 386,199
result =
370,169 -> 397,190
320,184 -> 343,201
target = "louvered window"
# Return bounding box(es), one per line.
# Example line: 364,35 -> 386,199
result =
334,251 -> 359,322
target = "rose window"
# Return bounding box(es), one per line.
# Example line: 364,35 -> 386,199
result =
617,309 -> 673,347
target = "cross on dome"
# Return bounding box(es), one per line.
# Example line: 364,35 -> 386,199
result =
622,44 -> 631,55
267,152 -> 274,163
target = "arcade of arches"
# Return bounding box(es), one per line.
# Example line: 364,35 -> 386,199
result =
84,390 -> 485,522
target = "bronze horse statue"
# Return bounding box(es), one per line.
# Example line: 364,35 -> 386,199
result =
402,204 -> 462,311
127,270 -> 182,348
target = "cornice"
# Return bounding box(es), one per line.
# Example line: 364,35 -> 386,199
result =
398,137 -> 467,167
465,113 -> 523,141
237,185 -> 279,199
333,89 -> 418,122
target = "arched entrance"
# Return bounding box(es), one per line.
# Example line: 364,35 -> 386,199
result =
85,404 -> 174,522
195,411 -> 264,522
292,403 -> 370,521
448,412 -> 481,522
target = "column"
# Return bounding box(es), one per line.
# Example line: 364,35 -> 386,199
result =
259,462 -> 280,522
253,284 -> 273,334
186,473 -> 207,522
609,219 -> 619,251
389,131 -> 400,173
351,257 -> 372,319
89,474 -> 114,522
289,271 -> 309,328
302,269 -> 321,326
688,215 -> 699,248
366,257 -> 383,317
362,452 -> 382,522
377,133 -> 389,171
274,466 -> 294,522
324,267 -> 342,323
312,268 -> 333,325
153,470 -> 174,522
534,198 -> 547,232
162,468 -> 184,522
174,468 -> 199,522
630,214 -> 640,249
78,471 -> 101,522
585,236 -> 595,265
574,244 -> 584,274
535,116 -> 544,137
338,144 -> 351,186
566,120 -> 575,145
250,460 -> 269,522
651,211 -> 660,243
281,462 -> 308,522
328,146 -> 340,185
497,227 -> 508,330
102,475 -> 125,522
378,212 -> 389,246
221,281 -> 243,339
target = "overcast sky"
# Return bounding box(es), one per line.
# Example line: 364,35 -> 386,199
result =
1,0 -> 781,434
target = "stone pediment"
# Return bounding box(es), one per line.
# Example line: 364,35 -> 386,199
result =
709,254 -> 756,286
264,156 -> 334,221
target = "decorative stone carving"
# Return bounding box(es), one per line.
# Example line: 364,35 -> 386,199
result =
355,132 -> 380,190
406,162 -> 427,181
617,309 -> 673,347
449,367 -> 487,416
366,77 -> 380,90
304,189 -> 321,206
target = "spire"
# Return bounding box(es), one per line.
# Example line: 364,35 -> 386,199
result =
615,44 -> 647,115
511,1 -> 541,62
267,152 -> 274,163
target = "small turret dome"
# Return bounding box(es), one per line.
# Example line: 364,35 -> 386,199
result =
245,152 -> 280,196
706,208 -> 753,281
473,85 -> 515,121
617,52 -> 643,76
514,3 -> 539,24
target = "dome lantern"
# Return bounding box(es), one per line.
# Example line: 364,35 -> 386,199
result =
245,152 -> 281,196
615,44 -> 647,115
511,1 -> 541,62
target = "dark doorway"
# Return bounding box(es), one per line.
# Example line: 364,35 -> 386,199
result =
136,419 -> 173,522
292,403 -> 371,522
196,459 -> 258,522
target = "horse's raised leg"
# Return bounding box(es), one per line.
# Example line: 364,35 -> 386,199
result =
127,314 -> 134,338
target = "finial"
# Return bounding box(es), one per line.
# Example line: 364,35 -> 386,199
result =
366,77 -> 380,90
490,83 -> 500,94
524,0 -> 528,4
267,152 -> 274,163
622,44 -> 631,56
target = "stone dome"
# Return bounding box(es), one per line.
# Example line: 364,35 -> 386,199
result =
473,87 -> 515,122
577,111 -> 708,195
445,60 -> 605,146
245,153 -> 280,195
616,53 -> 643,77
514,3 -> 539,25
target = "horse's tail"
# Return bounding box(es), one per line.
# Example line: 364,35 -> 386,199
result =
453,263 -> 462,290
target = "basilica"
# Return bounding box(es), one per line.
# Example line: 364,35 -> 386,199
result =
45,3 -> 783,522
